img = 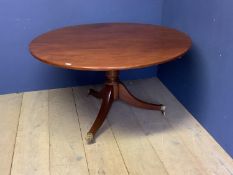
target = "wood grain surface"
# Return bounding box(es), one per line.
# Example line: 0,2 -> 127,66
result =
1,79 -> 233,175
29,23 -> 191,71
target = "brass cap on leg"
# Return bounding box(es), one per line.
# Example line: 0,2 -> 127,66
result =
85,132 -> 94,144
161,105 -> 166,116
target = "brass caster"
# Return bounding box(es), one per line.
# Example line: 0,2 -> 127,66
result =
161,105 -> 166,117
85,132 -> 94,144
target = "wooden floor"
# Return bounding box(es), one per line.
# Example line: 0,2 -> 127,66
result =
0,78 -> 233,175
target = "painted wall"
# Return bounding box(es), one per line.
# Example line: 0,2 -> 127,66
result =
159,0 -> 233,157
0,0 -> 163,94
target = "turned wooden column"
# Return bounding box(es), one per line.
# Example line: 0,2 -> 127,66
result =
106,70 -> 120,100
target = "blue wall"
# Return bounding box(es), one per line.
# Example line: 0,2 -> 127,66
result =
2,0 -> 232,157
159,0 -> 233,157
0,0 -> 163,94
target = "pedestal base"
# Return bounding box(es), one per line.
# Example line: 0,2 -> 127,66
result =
85,70 -> 166,144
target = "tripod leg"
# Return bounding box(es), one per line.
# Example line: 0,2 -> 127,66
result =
85,86 -> 114,144
119,83 -> 166,114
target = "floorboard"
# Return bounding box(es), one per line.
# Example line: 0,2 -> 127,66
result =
0,93 -> 22,175
49,88 -> 89,175
0,78 -> 232,175
11,91 -> 50,175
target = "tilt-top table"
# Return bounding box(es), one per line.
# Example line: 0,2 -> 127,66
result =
29,23 -> 191,143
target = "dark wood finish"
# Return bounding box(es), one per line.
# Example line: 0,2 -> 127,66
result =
118,83 -> 163,110
29,23 -> 191,143
86,85 -> 114,143
85,71 -> 166,143
29,23 -> 191,71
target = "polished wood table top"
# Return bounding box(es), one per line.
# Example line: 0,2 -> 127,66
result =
30,23 -> 191,71
29,23 -> 192,144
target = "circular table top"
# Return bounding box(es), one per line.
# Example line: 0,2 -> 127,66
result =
29,23 -> 191,71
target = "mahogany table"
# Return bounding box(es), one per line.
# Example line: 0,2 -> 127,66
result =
29,23 -> 191,143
